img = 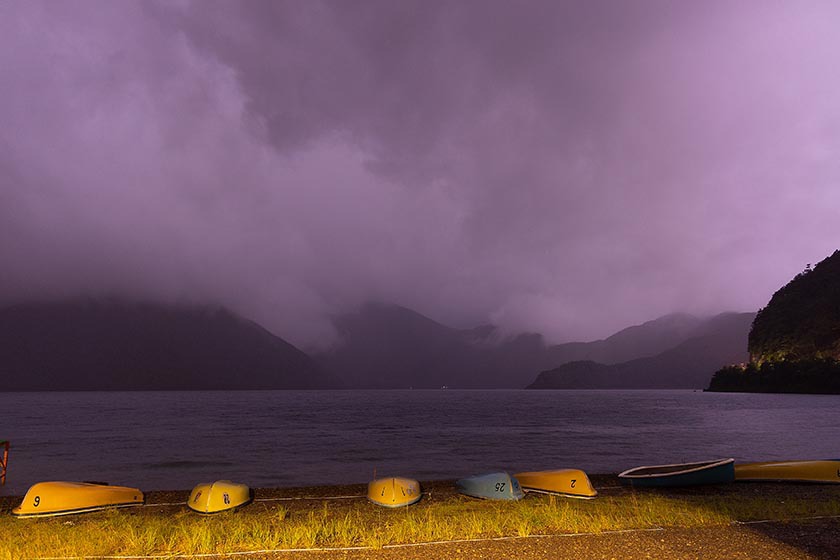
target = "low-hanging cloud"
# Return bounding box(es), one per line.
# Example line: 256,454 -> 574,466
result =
2,0 -> 840,347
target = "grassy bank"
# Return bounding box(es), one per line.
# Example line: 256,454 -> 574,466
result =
2,478 -> 839,559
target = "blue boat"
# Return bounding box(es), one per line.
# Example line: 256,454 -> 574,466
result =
618,458 -> 735,487
456,472 -> 524,500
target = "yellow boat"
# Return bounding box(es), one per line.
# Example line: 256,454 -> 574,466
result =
514,469 -> 597,499
367,477 -> 421,508
187,480 -> 252,513
12,481 -> 144,518
735,460 -> 840,483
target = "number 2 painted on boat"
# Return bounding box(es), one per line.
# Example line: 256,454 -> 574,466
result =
571,479 -> 576,488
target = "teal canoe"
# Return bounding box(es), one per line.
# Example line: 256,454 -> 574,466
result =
456,472 -> 524,501
618,458 -> 735,487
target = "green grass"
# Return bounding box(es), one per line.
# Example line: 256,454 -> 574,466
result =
2,489 -> 839,559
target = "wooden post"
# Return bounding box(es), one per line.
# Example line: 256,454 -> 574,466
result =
1,440 -> 8,486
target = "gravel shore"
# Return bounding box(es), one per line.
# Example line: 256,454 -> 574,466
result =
256,519 -> 840,560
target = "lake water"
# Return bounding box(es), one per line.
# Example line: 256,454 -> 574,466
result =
1,390 -> 838,496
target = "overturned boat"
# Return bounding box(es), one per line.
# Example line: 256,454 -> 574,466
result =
188,480 -> 252,513
12,481 -> 144,518
367,477 -> 421,508
514,469 -> 597,499
618,458 -> 735,487
456,472 -> 524,501
735,460 -> 840,483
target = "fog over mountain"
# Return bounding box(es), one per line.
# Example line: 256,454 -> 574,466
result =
529,312 -> 755,390
0,299 -> 748,390
3,1 -> 840,349
0,300 -> 337,390
315,303 -> 753,389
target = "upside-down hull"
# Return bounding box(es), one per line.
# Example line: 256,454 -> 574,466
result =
187,480 -> 252,513
456,472 -> 524,501
514,469 -> 597,499
367,477 -> 421,508
12,481 -> 144,518
735,460 -> 840,483
618,458 -> 735,487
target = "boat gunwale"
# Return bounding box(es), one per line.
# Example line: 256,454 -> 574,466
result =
518,487 -> 597,499
737,460 -> 840,469
618,458 -> 735,479
514,468 -> 587,478
367,495 -> 422,508
12,501 -> 143,518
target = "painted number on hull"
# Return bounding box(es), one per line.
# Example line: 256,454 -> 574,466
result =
571,479 -> 576,488
33,496 -> 40,508
495,482 -> 506,492
223,493 -> 230,505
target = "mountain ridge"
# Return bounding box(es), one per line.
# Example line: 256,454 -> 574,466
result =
315,302 -> 754,389
707,249 -> 840,393
0,299 -> 338,390
0,298 -> 755,391
528,312 -> 755,389
543,312 -> 704,366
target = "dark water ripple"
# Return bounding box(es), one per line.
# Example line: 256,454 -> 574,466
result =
0,389 -> 838,494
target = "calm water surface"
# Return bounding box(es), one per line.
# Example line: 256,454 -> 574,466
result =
1,390 -> 838,495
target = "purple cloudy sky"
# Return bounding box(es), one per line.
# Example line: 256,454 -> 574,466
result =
2,1 -> 839,347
